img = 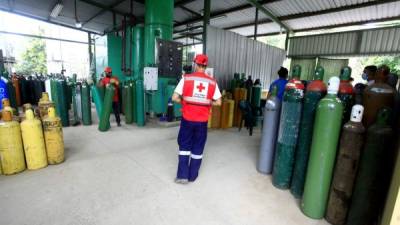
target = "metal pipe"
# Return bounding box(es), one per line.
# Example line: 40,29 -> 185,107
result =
202,0 -> 211,54
246,0 -> 291,32
254,8 -> 259,40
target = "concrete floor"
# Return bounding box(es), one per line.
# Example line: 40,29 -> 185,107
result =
0,121 -> 330,225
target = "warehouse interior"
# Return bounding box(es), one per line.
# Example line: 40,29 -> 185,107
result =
0,0 -> 399,225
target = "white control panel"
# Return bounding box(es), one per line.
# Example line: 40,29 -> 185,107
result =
143,67 -> 158,91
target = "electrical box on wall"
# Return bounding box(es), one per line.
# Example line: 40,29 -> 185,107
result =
156,39 -> 183,77
144,67 -> 158,91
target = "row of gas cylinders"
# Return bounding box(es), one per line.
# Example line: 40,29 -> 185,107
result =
0,97 -> 65,175
207,85 -> 262,129
258,65 -> 397,225
94,79 -> 145,131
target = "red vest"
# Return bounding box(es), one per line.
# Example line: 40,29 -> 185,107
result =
181,72 -> 217,122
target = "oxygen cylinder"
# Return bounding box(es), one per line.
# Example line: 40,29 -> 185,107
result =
124,81 -> 133,124
301,76 -> 343,219
81,81 -> 92,125
45,79 -> 52,101
362,67 -> 395,127
211,105 -> 222,128
338,67 -> 355,123
92,84 -> 104,119
6,80 -> 17,110
98,84 -> 115,132
12,75 -> 21,106
245,76 -> 253,102
0,110 -> 26,175
55,80 -> 69,127
291,66 -> 327,198
258,86 -> 281,174
272,65 -> 305,189
21,109 -> 48,170
347,108 -> 394,225
233,88 -> 247,127
43,107 -> 65,164
167,97 -> 174,122
136,79 -> 145,126
38,92 -> 55,119
325,105 -> 365,225
0,77 -> 8,109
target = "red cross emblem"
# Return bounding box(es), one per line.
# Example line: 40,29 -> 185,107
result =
196,83 -> 206,92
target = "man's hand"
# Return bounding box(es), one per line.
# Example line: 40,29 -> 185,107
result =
212,98 -> 222,106
172,93 -> 182,104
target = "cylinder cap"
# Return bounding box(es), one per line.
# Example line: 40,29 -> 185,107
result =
340,66 -> 352,81
48,107 -> 56,118
327,76 -> 340,94
350,104 -> 364,123
25,109 -> 35,120
23,103 -> 32,112
1,110 -> 12,122
314,66 -> 325,81
41,92 -> 49,101
292,65 -> 302,79
2,98 -> 10,107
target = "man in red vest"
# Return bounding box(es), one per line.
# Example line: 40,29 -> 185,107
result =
172,54 -> 222,184
101,66 -> 121,126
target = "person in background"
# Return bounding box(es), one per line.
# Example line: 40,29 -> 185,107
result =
101,66 -> 121,127
355,65 -> 378,104
267,67 -> 288,101
172,54 -> 222,184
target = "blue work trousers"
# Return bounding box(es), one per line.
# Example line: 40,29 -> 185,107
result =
177,118 -> 208,181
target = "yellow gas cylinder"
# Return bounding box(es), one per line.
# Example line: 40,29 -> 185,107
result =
0,110 -> 26,175
38,92 -> 55,118
208,108 -> 212,128
0,98 -> 18,120
43,107 -> 65,164
226,99 -> 235,128
21,109 -> 48,170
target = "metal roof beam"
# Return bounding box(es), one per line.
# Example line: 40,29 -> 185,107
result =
179,5 -> 202,17
250,16 -> 400,38
246,0 -> 290,31
175,0 -> 198,7
174,0 -> 281,27
79,0 -> 127,16
82,0 -> 128,26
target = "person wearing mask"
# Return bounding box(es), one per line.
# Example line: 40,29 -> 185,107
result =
267,67 -> 288,101
172,54 -> 222,184
355,65 -> 378,104
101,66 -> 121,127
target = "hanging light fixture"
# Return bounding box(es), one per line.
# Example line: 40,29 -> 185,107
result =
50,1 -> 63,18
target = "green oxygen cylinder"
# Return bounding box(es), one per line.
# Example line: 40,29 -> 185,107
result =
325,104 -> 365,225
338,66 -> 355,123
136,80 -> 145,126
130,80 -> 137,123
81,81 -> 92,125
301,76 -> 343,219
272,65 -> 305,189
124,81 -> 133,124
347,108 -> 394,225
290,66 -> 327,198
98,84 -> 115,132
56,80 -> 69,127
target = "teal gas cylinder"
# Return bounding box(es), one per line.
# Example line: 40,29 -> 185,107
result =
272,65 -> 305,189
338,66 -> 355,123
301,76 -> 344,219
81,81 -> 92,125
123,81 -> 133,124
136,80 -> 145,126
347,108 -> 394,225
291,66 -> 327,198
325,105 -> 365,225
98,84 -> 115,132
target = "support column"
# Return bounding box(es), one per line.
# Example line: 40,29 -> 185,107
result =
254,8 -> 259,40
202,0 -> 211,54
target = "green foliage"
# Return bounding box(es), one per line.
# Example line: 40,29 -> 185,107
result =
361,56 -> 400,74
15,28 -> 47,75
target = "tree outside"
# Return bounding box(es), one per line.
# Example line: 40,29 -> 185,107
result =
361,56 -> 400,74
15,28 -> 47,75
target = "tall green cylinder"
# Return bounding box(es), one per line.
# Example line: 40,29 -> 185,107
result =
301,77 -> 343,219
98,84 -> 114,132
131,80 -> 137,122
56,80 -> 69,127
272,68 -> 305,189
124,82 -> 133,124
144,0 -> 173,67
136,80 -> 145,126
133,26 -> 144,80
291,67 -> 326,198
81,81 -> 92,125
251,86 -> 262,108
